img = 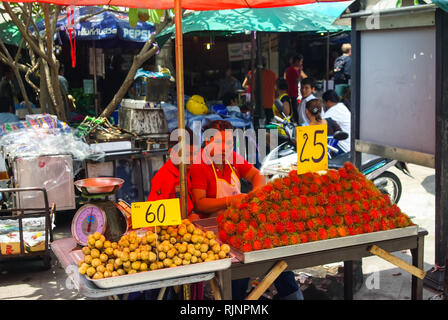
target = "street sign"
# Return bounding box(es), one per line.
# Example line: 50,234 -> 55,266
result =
131,199 -> 181,228
296,124 -> 328,175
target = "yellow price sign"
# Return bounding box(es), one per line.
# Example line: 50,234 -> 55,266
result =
296,124 -> 328,175
131,199 -> 181,229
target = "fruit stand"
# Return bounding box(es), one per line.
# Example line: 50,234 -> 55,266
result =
50,163 -> 428,300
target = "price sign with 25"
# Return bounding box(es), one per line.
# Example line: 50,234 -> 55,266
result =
296,124 -> 328,175
131,199 -> 181,228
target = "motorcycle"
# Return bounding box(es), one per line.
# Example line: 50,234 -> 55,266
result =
261,115 -> 411,204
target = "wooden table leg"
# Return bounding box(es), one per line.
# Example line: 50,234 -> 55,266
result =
344,260 -> 354,300
217,269 -> 232,300
210,277 -> 222,300
246,260 -> 288,300
411,235 -> 425,300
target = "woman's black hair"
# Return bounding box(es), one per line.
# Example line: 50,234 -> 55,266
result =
306,99 -> 323,122
169,127 -> 195,149
301,77 -> 315,88
276,78 -> 288,91
322,90 -> 340,103
203,120 -> 234,131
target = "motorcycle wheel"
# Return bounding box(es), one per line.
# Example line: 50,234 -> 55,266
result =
372,171 -> 402,204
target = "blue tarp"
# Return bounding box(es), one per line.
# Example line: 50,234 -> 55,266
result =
36,6 -> 155,42
161,102 -> 254,134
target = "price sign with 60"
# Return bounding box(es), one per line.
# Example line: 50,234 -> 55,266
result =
296,124 -> 328,175
131,199 -> 181,228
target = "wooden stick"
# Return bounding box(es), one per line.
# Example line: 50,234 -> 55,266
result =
157,287 -> 167,300
210,277 -> 222,300
369,245 -> 426,279
245,260 -> 288,300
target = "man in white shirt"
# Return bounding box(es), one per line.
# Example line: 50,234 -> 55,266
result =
322,90 -> 351,153
298,78 -> 323,125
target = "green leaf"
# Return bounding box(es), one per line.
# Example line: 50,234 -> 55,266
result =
156,9 -> 164,19
129,8 -> 139,28
414,0 -> 419,5
396,0 -> 402,7
148,9 -> 161,24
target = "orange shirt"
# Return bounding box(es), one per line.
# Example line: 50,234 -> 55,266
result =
253,69 -> 278,109
147,159 -> 194,215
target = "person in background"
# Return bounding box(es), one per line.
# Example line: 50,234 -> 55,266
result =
58,63 -> 69,93
305,98 -> 342,135
218,67 -> 240,100
341,86 -> 351,111
273,78 -> 291,120
222,92 -> 241,113
333,43 -> 352,98
252,59 -> 277,124
58,64 -> 75,120
0,67 -> 17,114
298,77 -> 320,125
322,90 -> 351,153
190,120 -> 303,300
327,50 -> 340,80
241,69 -> 252,104
284,55 -> 307,123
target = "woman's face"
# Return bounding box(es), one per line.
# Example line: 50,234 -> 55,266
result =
209,130 -> 233,164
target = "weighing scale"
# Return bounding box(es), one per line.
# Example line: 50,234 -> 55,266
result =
71,177 -> 131,246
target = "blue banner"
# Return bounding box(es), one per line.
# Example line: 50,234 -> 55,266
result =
37,6 -> 155,42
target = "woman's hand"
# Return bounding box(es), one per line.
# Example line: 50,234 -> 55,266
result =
228,193 -> 247,206
244,167 -> 265,189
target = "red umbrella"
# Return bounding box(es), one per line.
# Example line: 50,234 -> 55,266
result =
2,0 -> 351,218
2,0 -> 346,10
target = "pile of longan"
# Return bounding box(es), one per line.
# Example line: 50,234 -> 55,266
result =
77,219 -> 230,280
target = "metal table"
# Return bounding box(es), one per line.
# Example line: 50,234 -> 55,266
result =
51,238 -> 214,299
215,227 -> 428,300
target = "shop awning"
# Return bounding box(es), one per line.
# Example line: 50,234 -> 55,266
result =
156,1 -> 352,45
0,0 -> 351,10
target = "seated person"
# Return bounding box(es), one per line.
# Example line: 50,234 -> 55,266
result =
145,127 -> 203,300
222,92 -> 241,113
298,77 -> 320,125
273,78 -> 291,120
190,120 -> 303,300
322,90 -> 351,153
305,99 -> 342,135
147,127 -> 200,219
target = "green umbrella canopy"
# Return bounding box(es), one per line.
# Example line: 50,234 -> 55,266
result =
156,1 -> 351,45
0,21 -> 22,47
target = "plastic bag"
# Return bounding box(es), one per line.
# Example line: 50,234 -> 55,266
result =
0,128 -> 105,162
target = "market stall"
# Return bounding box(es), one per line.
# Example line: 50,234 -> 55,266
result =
49,161 -> 428,300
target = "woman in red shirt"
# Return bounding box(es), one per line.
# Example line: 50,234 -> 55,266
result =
190,120 -> 265,216
190,120 -> 303,300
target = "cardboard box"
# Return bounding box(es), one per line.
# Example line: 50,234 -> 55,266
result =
0,242 -> 22,255
26,241 -> 45,252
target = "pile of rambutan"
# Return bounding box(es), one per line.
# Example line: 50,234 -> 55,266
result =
217,162 -> 414,252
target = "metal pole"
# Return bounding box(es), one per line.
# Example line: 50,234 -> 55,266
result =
174,0 -> 188,219
93,40 -> 99,116
254,32 -> 264,129
326,31 -> 330,91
